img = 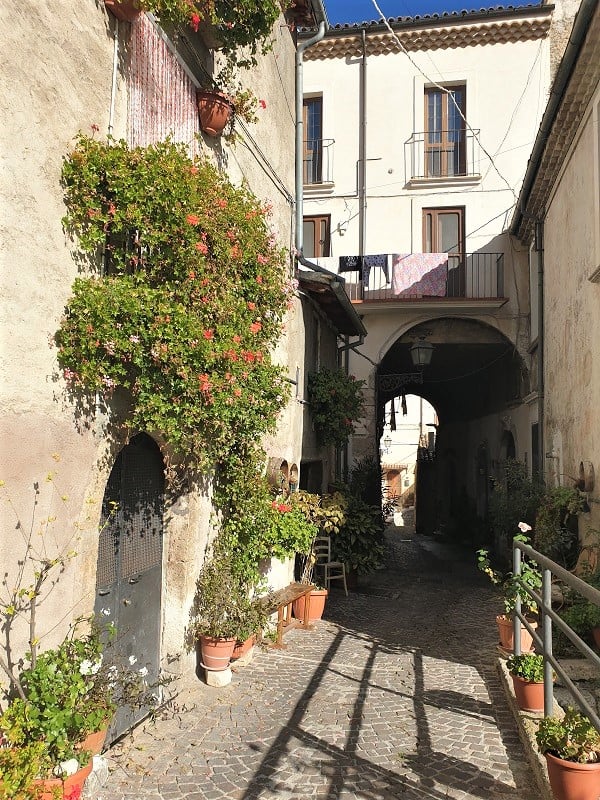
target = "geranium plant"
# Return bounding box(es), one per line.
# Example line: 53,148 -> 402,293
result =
307,368 -> 366,448
57,134 -> 293,467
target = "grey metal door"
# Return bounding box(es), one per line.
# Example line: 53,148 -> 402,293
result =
94,433 -> 164,742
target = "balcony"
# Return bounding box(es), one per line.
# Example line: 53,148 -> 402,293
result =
303,138 -> 335,187
341,252 -> 505,303
406,129 -> 481,184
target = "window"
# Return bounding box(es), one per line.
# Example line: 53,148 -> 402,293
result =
423,207 -> 465,296
303,215 -> 331,258
303,97 -> 323,184
424,84 -> 466,178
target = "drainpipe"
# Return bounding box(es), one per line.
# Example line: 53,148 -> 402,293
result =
108,18 -> 119,136
295,21 -> 327,258
358,29 -> 367,259
536,222 -> 545,480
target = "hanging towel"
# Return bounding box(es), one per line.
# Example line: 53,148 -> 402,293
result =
391,253 -> 448,297
362,254 -> 390,285
339,255 -> 363,273
389,398 -> 396,431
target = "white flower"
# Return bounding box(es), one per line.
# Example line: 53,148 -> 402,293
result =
101,607 -> 111,616
79,656 -> 103,676
138,666 -> 149,677
518,522 -> 532,532
128,655 -> 137,665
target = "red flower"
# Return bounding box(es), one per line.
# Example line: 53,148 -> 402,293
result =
186,213 -> 200,225
91,123 -> 99,132
250,321 -> 262,335
190,12 -> 201,31
247,301 -> 256,311
195,241 -> 208,254
216,198 -> 228,209
198,374 -> 212,392
233,387 -> 242,397
259,99 -> 267,109
203,329 -> 214,340
233,334 -> 241,344
256,275 -> 263,284
190,165 -> 199,175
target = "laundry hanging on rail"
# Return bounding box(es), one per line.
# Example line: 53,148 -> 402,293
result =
362,254 -> 390,285
338,255 -> 363,273
391,253 -> 448,297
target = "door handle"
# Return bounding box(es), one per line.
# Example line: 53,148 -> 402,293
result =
128,575 -> 140,584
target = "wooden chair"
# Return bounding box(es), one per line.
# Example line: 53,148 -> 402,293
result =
313,536 -> 348,596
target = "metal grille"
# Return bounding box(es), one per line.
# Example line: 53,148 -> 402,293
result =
96,458 -> 121,589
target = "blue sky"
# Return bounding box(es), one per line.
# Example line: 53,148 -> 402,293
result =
323,0 -> 539,25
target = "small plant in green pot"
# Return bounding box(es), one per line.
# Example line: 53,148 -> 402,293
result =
506,653 -> 546,712
536,708 -> 600,800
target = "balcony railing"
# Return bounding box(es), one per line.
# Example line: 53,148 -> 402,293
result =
303,138 -> 335,185
407,129 -> 480,180
342,252 -> 504,302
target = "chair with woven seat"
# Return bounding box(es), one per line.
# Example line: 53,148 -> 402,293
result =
312,535 -> 348,596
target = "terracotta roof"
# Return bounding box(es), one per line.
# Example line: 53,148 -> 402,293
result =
302,4 -> 551,58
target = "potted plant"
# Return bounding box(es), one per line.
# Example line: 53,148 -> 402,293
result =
188,556 -> 263,671
536,708 -> 600,800
477,523 -> 542,652
330,493 -> 386,587
307,368 -> 366,448
289,491 -> 346,620
506,653 -> 546,712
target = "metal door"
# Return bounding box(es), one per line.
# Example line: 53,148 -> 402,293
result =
94,433 -> 165,742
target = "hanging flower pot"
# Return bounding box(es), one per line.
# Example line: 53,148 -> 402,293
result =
104,0 -> 141,22
196,91 -> 234,137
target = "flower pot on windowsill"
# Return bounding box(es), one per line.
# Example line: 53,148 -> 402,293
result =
104,0 -> 141,22
197,91 -> 234,137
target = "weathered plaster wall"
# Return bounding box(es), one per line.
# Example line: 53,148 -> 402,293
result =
542,82 -> 600,533
0,0 -> 300,675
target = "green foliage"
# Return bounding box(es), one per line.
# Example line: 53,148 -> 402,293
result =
330,494 -> 385,575
477,529 -> 541,616
506,653 -> 545,682
488,459 -> 545,553
57,135 -> 293,467
536,708 -> 600,763
187,556 -> 268,641
289,491 -> 347,585
348,455 -> 382,507
534,486 -> 585,569
307,368 -> 365,448
559,601 -> 600,637
0,740 -> 47,800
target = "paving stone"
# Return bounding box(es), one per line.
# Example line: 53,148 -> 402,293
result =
104,527 -> 538,799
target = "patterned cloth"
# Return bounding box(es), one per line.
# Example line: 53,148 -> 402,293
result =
363,254 -> 389,285
339,255 -> 363,273
391,253 -> 448,297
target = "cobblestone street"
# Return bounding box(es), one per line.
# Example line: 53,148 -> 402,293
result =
102,527 -> 538,800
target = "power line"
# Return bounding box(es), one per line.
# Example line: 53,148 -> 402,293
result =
369,0 -> 519,203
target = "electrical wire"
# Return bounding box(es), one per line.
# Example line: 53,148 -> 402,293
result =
369,0 -> 520,203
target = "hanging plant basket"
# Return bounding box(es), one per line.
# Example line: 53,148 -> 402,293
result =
197,90 -> 234,137
104,0 -> 141,22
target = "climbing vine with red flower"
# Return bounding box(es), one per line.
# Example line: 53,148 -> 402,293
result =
56,134 -> 295,467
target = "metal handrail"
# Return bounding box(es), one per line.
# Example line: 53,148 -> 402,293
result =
513,538 -> 600,729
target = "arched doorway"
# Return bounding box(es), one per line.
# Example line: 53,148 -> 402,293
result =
94,433 -> 165,741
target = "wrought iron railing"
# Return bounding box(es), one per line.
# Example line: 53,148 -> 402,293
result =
342,252 -> 504,302
303,138 -> 335,185
407,129 -> 480,180
513,539 -> 600,727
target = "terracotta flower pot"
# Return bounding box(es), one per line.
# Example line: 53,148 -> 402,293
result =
199,635 -> 236,670
197,91 -> 234,137
496,614 -> 536,653
104,0 -> 141,22
293,588 -> 328,621
78,726 -> 109,756
511,674 -> 544,712
545,751 -> 600,800
32,761 -> 93,800
232,634 -> 256,660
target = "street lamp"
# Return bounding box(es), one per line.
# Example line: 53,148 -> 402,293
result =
410,338 -> 434,368
383,434 -> 392,451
